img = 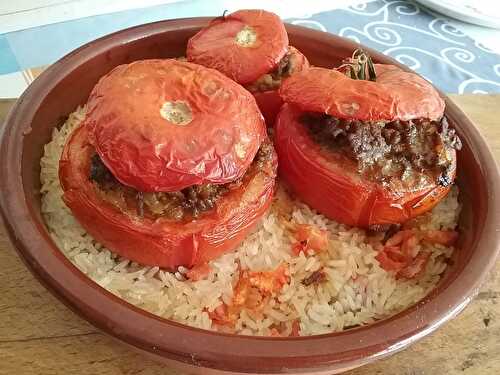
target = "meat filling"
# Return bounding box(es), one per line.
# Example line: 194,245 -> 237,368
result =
90,141 -> 275,221
246,50 -> 294,92
301,113 -> 462,188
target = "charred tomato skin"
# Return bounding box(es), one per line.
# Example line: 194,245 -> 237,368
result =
274,104 -> 456,228
186,9 -> 288,85
59,125 -> 277,270
86,59 -> 265,193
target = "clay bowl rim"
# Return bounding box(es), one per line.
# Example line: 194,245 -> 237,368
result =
1,17 -> 500,374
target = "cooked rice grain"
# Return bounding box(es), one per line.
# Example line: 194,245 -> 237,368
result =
40,107 -> 461,336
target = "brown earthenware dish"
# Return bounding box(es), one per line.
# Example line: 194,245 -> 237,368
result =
1,18 -> 499,375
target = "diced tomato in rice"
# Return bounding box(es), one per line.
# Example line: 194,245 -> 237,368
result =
375,249 -> 407,271
292,224 -> 328,255
396,251 -> 431,280
385,230 -> 414,247
291,319 -> 301,337
207,264 -> 290,327
377,229 -> 457,279
423,230 -> 458,246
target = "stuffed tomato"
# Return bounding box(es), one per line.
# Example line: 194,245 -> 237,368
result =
275,50 -> 461,228
187,9 -> 309,125
59,59 -> 277,269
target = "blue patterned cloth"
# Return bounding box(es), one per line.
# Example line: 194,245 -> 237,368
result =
289,0 -> 500,93
0,0 -> 499,93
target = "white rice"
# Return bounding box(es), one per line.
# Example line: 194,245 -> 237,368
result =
40,107 -> 461,336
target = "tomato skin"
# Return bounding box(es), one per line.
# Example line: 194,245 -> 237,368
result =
280,65 -> 445,122
274,104 -> 456,228
86,59 -> 265,193
60,125 -> 277,270
187,10 -> 288,84
253,90 -> 283,126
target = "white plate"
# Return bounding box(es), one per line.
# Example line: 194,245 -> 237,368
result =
416,0 -> 500,29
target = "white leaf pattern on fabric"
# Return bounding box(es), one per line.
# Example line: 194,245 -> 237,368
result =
287,0 -> 500,93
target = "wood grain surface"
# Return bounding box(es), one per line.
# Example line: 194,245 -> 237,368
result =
0,95 -> 499,375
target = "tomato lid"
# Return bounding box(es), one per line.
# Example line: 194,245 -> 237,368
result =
85,59 -> 265,192
280,65 -> 445,121
186,9 -> 288,84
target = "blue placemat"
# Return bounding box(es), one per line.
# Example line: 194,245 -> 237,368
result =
288,0 -> 500,93
1,0 -> 499,93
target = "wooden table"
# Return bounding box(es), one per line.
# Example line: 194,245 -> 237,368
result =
1,96 -> 499,375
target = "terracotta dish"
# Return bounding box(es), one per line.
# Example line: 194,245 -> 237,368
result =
0,18 -> 499,374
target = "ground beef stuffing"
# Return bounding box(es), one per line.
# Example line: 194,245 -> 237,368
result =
246,51 -> 293,92
90,154 -> 115,184
90,143 -> 273,221
301,113 -> 462,188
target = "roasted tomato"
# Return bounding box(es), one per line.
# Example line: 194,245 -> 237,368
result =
86,59 -> 265,192
187,10 -> 309,125
60,126 -> 277,269
187,9 -> 288,84
59,59 -> 277,269
275,51 -> 461,227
